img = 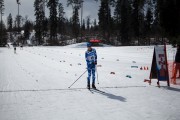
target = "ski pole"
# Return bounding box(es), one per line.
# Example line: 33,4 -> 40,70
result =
68,69 -> 88,88
96,66 -> 99,84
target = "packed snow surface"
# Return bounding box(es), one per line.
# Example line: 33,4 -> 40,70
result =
0,43 -> 180,120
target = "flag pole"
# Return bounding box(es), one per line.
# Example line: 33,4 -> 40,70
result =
164,42 -> 170,86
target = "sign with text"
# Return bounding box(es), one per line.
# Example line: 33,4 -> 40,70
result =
154,46 -> 169,81
149,45 -> 170,86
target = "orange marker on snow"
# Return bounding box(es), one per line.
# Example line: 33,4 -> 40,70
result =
144,66 -> 146,70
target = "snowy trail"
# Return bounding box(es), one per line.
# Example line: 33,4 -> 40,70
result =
0,45 -> 180,120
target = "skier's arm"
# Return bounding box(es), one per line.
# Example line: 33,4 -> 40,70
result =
93,49 -> 97,65
94,50 -> 97,62
85,52 -> 89,63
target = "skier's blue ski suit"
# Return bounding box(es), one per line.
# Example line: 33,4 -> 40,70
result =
85,48 -> 97,84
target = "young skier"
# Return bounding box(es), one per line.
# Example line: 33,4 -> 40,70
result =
85,42 -> 97,89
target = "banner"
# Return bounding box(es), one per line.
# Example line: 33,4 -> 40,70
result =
154,46 -> 169,81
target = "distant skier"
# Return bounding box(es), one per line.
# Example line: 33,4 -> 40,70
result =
85,42 -> 97,89
13,42 -> 17,54
20,43 -> 23,50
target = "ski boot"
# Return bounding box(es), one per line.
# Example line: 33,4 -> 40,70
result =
92,83 -> 96,89
87,84 -> 90,89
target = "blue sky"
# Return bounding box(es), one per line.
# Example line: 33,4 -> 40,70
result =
3,0 -> 100,24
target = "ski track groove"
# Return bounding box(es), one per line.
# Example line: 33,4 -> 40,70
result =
0,86 -> 147,93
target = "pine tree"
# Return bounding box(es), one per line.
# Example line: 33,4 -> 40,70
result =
0,0 -> 5,45
0,21 -> 7,46
58,2 -> 65,35
42,17 -> 48,38
120,0 -> 131,45
67,0 -> 81,40
144,0 -> 153,45
7,13 -> 13,43
82,19 -> 85,31
145,1 -> 153,45
131,0 -> 145,45
114,0 -> 131,45
24,18 -> 33,41
86,16 -> 91,31
34,0 -> 45,45
72,6 -> 80,39
98,0 -> 112,44
47,0 -> 58,45
152,0 -> 161,41
93,19 -> 98,31
114,0 -> 122,44
158,0 -> 180,44
7,13 -> 13,32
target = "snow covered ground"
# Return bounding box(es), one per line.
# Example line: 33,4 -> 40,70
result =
0,43 -> 180,120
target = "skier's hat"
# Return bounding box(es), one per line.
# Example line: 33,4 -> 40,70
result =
87,42 -> 92,47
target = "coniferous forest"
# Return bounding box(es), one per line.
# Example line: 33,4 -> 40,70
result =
1,0 -> 180,46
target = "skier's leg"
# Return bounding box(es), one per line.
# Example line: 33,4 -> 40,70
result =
87,68 -> 91,85
92,67 -> 96,84
92,67 -> 96,89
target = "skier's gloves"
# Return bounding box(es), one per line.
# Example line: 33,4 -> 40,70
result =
94,61 -> 97,65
